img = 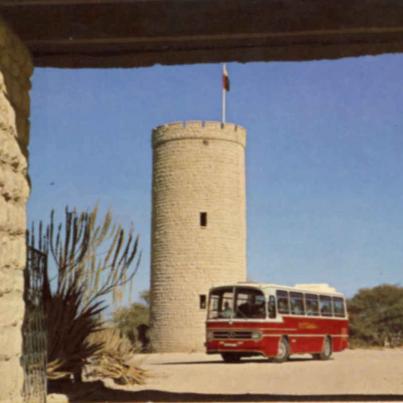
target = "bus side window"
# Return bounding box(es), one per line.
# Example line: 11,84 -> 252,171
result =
268,295 -> 276,319
319,295 -> 333,317
333,297 -> 346,317
276,290 -> 289,314
290,292 -> 305,315
305,293 -> 319,316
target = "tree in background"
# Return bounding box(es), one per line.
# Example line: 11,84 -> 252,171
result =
29,206 -> 141,380
348,284 -> 403,347
112,290 -> 150,350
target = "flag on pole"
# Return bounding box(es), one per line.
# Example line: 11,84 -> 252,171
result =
222,64 -> 229,123
223,64 -> 230,91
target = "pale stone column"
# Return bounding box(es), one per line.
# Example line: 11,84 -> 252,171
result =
150,121 -> 247,352
0,17 -> 33,403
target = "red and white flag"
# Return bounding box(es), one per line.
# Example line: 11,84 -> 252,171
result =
223,64 -> 230,91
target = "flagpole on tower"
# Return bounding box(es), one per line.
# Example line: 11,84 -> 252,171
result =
222,81 -> 226,124
222,64 -> 229,124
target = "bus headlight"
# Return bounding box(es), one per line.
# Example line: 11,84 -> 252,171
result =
207,330 -> 214,341
251,331 -> 262,340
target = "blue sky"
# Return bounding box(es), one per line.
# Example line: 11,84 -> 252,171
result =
28,55 -> 403,303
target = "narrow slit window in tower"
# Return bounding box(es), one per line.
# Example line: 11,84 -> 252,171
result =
200,295 -> 207,309
200,212 -> 207,227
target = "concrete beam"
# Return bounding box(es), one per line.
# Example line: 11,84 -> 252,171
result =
1,0 -> 403,68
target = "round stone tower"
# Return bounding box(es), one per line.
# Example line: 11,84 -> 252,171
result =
150,121 -> 247,352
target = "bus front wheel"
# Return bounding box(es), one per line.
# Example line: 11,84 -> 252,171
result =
272,337 -> 289,363
313,336 -> 332,360
221,353 -> 242,363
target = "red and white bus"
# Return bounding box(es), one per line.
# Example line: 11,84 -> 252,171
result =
206,282 -> 348,362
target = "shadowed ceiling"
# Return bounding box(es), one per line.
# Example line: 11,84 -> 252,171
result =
1,0 -> 403,68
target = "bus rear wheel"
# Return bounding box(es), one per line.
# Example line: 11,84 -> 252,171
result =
221,353 -> 242,363
313,336 -> 332,360
273,337 -> 289,363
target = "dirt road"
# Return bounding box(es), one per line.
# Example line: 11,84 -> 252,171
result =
51,349 -> 403,402
128,349 -> 403,397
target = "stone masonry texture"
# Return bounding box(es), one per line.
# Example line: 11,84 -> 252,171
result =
0,17 -> 32,403
150,121 -> 247,352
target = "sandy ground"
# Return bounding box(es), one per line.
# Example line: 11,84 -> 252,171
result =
127,349 -> 403,396
50,349 -> 403,402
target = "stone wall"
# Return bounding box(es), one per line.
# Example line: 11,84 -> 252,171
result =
0,17 -> 32,403
150,121 -> 247,352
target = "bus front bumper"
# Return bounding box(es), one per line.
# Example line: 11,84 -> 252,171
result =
205,338 -> 268,355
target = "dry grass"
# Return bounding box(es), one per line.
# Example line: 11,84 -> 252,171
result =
85,328 -> 147,385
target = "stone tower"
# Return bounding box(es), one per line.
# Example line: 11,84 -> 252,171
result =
150,121 -> 247,352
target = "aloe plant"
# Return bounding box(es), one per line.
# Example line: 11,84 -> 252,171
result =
29,206 -> 141,381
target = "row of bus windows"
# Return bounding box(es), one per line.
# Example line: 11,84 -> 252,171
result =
276,290 -> 346,317
208,287 -> 346,320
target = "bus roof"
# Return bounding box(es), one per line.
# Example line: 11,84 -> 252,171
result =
210,282 -> 344,297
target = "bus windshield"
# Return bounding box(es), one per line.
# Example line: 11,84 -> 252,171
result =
235,287 -> 266,319
208,286 -> 266,319
208,287 -> 234,319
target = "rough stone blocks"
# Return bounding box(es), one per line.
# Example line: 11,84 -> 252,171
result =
0,16 -> 32,403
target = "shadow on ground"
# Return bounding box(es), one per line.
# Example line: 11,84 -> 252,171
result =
158,357 -> 314,365
49,381 -> 403,402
